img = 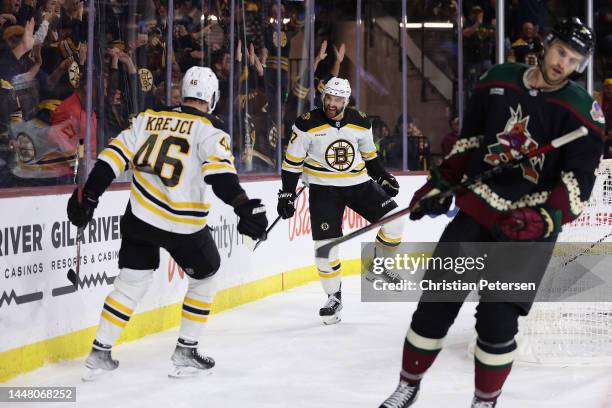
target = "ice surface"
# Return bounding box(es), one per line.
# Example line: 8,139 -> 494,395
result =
3,276 -> 612,408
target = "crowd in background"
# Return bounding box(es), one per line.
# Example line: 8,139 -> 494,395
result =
0,0 -> 610,189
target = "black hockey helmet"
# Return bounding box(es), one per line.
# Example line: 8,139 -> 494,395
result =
545,17 -> 595,73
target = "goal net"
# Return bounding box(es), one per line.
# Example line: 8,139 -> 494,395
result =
516,159 -> 612,365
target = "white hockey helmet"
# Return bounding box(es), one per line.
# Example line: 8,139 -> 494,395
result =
181,66 -> 220,112
322,77 -> 351,106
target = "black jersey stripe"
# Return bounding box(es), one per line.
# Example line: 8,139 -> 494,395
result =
108,145 -> 130,168
132,178 -> 209,218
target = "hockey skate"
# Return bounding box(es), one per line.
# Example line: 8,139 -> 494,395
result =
471,397 -> 496,407
379,381 -> 420,408
169,341 -> 215,378
319,291 -> 342,325
82,341 -> 119,382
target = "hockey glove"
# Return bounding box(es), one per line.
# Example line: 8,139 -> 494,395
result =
409,185 -> 452,220
67,188 -> 98,228
376,173 -> 400,197
277,190 -> 297,219
235,199 -> 269,240
495,206 -> 561,241
409,166 -> 453,220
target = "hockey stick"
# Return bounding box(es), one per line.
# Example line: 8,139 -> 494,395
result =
67,139 -> 85,288
315,126 -> 589,259
244,185 -> 307,251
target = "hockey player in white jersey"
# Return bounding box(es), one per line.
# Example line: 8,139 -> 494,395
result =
67,66 -> 268,379
277,77 -> 404,324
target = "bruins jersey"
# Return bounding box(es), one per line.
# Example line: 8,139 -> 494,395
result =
98,106 -> 236,234
283,107 -> 377,187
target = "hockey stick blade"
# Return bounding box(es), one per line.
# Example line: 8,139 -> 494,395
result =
67,268 -> 77,286
314,127 -> 589,259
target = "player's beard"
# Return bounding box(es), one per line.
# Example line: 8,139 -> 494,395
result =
324,104 -> 344,120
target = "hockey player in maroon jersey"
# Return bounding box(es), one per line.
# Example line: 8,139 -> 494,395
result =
379,18 -> 605,408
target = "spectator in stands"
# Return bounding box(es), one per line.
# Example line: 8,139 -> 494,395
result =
0,19 -> 34,81
174,0 -> 202,26
263,2 -> 302,118
508,21 -> 543,66
210,48 -> 231,118
283,40 -> 345,145
105,47 -> 154,137
134,26 -> 165,86
463,5 -> 494,99
462,0 -> 495,25
441,116 -> 460,157
370,115 -> 391,156
236,41 -> 274,171
48,63 -> 97,180
515,0 -> 548,33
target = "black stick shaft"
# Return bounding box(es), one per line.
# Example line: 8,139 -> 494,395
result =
315,127 -> 588,258
253,186 -> 307,250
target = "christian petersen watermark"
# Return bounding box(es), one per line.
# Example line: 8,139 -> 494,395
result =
371,278 -> 536,293
361,242 -> 612,303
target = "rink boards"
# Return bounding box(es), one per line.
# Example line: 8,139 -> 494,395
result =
0,175 -> 452,381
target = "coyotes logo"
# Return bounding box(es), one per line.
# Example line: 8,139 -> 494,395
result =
484,105 -> 543,183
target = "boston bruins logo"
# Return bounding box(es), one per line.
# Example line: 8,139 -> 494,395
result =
273,31 -> 288,47
325,139 -> 355,171
138,68 -> 154,92
68,61 -> 80,89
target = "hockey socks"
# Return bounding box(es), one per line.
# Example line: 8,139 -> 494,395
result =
400,328 -> 444,385
178,276 -> 216,342
95,292 -> 136,346
318,258 -> 342,294
314,239 -> 342,295
473,337 -> 516,402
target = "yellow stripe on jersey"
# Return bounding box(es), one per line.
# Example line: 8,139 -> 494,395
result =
304,160 -> 365,172
207,155 -> 235,163
201,162 -> 237,173
345,123 -> 369,132
133,170 -> 211,210
282,161 -> 303,171
285,152 -> 305,163
303,167 -> 367,178
144,109 -> 212,126
109,138 -> 133,159
361,150 -> 378,160
131,185 -> 208,226
100,149 -> 126,172
307,124 -> 332,133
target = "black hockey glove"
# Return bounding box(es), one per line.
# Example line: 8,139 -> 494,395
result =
409,166 -> 452,220
67,188 -> 99,228
409,184 -> 452,220
376,173 -> 400,197
277,190 -> 297,219
235,199 -> 269,240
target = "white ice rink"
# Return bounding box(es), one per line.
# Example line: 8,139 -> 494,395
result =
3,275 -> 612,408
